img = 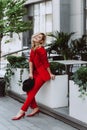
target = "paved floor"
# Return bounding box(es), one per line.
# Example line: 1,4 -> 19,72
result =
0,96 -> 78,130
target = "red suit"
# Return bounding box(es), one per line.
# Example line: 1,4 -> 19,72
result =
21,47 -> 51,111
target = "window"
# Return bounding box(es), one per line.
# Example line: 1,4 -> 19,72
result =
86,0 -> 87,34
23,0 -> 52,47
34,1 -> 52,34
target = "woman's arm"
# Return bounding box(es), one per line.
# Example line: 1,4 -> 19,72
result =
29,50 -> 34,79
29,62 -> 33,79
37,47 -> 55,80
47,67 -> 55,80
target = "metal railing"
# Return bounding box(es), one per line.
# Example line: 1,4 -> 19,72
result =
0,47 -> 30,78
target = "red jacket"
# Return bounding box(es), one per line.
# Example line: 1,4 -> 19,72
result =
29,47 -> 51,81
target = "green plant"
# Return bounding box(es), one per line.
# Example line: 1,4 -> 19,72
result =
0,0 -> 32,61
4,64 -> 14,89
47,31 -> 74,60
6,55 -> 28,68
0,0 -> 32,37
5,55 -> 29,87
50,61 -> 65,75
70,35 -> 87,59
72,66 -> 87,98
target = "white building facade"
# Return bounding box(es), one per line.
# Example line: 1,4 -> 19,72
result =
1,0 -> 87,57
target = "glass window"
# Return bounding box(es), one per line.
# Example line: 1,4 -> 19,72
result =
34,4 -> 40,15
46,1 -> 52,14
86,0 -> 87,34
23,1 -> 52,47
40,3 -> 45,15
39,15 -> 45,32
33,1 -> 52,44
34,1 -> 52,34
34,15 -> 40,33
46,14 -> 52,33
86,10 -> 87,34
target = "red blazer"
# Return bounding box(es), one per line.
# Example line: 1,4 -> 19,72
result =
29,47 -> 51,81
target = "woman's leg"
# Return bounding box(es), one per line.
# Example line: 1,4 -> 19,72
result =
12,76 -> 44,120
30,98 -> 38,109
21,76 -> 44,111
26,92 -> 38,109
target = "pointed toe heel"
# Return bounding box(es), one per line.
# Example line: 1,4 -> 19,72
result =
27,110 -> 40,117
12,113 -> 25,120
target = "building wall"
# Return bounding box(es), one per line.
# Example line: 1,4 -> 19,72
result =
1,0 -> 86,60
1,33 -> 22,60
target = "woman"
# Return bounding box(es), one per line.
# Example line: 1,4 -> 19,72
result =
12,32 -> 55,120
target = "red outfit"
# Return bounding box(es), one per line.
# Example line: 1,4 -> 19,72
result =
21,47 -> 51,111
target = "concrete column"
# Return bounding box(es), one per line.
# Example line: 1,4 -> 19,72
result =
52,0 -> 60,31
70,0 -> 84,39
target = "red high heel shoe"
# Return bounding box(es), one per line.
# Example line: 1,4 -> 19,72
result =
27,110 -> 40,117
12,113 -> 25,120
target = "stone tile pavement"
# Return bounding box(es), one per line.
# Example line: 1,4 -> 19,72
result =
0,96 -> 78,130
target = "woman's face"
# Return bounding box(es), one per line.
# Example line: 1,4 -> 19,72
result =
33,34 -> 43,44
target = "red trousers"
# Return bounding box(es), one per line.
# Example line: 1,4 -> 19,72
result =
21,73 -> 45,111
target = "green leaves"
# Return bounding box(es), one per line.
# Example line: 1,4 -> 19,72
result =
5,54 -> 29,87
0,0 -> 32,36
47,31 -> 75,60
72,66 -> 87,98
6,55 -> 29,68
70,35 -> 87,56
50,61 -> 65,75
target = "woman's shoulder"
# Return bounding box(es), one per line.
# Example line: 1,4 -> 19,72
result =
37,46 -> 46,51
30,49 -> 35,55
36,46 -> 46,54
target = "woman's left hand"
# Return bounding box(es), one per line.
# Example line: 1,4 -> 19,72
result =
50,74 -> 55,80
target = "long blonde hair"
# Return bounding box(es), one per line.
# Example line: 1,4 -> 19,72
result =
31,33 -> 46,50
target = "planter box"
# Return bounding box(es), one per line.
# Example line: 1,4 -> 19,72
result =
36,75 -> 68,108
69,80 -> 87,123
10,68 -> 29,94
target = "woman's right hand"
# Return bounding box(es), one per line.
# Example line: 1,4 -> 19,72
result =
29,73 -> 33,79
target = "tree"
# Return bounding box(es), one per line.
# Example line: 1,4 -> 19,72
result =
0,0 -> 32,59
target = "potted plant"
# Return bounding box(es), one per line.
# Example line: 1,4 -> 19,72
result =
70,35 -> 87,60
69,66 -> 87,123
46,31 -> 74,60
36,61 -> 68,108
5,55 -> 29,94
